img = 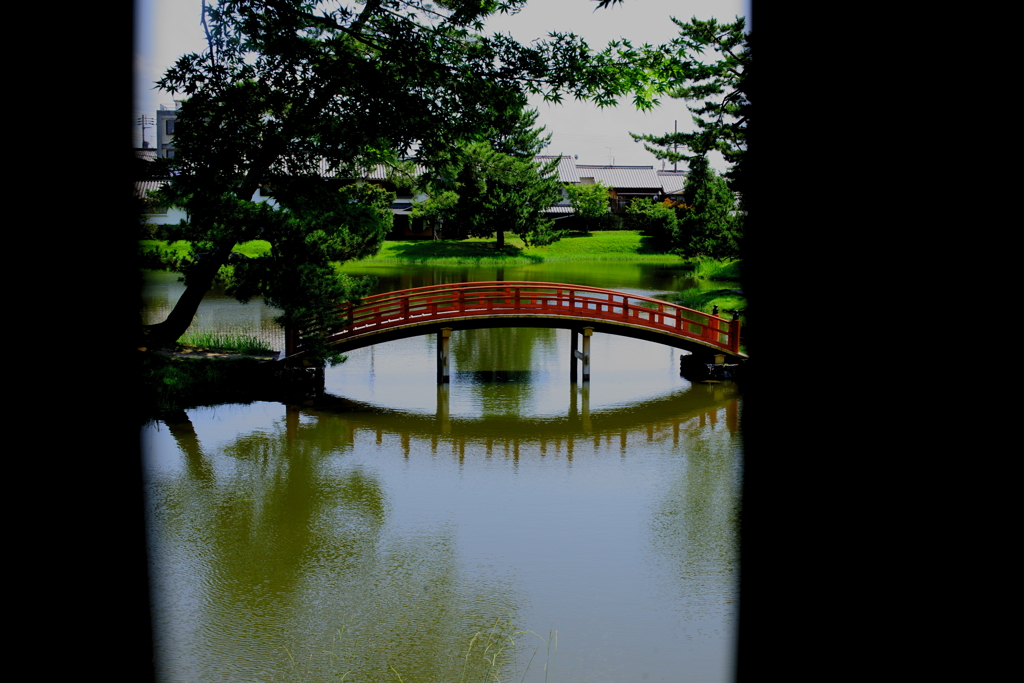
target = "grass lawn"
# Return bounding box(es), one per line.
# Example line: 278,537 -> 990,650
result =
139,239 -> 272,261
140,232 -> 678,268
360,230 -> 682,265
139,234 -> 742,280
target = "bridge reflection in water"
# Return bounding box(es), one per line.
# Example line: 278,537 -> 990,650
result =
296,380 -> 741,463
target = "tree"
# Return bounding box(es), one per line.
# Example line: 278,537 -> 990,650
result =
226,181 -> 395,363
414,104 -> 563,248
625,159 -> 739,258
146,0 -> 654,358
565,181 -> 609,233
413,140 -> 563,248
675,156 -> 741,258
629,16 -> 749,194
626,198 -> 680,252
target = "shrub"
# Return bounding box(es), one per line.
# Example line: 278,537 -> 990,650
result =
626,199 -> 680,252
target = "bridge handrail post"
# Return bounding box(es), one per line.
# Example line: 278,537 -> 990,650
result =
730,313 -> 741,354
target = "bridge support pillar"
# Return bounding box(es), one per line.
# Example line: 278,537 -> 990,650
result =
570,327 -> 593,382
570,330 -> 578,382
582,327 -> 592,381
436,383 -> 450,431
437,327 -> 452,384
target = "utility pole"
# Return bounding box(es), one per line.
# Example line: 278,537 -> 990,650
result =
137,115 -> 154,148
673,120 -> 678,172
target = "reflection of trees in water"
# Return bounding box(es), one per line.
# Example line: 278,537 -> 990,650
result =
648,398 -> 742,620
149,407 -> 521,683
450,327 -> 558,417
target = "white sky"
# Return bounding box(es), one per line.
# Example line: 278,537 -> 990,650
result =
133,0 -> 748,171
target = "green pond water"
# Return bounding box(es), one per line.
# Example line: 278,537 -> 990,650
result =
143,259 -> 742,682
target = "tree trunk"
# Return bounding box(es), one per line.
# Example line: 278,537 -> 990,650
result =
143,243 -> 234,347
496,229 -> 505,250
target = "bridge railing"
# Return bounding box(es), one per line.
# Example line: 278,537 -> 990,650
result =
287,281 -> 740,357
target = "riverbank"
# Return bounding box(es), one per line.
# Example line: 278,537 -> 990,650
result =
138,348 -> 323,419
365,230 -> 681,264
140,231 -> 740,273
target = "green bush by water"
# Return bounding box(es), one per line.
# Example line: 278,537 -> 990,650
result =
140,352 -> 269,416
686,258 -> 741,281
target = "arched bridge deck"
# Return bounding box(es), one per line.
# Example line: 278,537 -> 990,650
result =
284,281 -> 744,363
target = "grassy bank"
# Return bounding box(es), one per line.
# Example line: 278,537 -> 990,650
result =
362,230 -> 682,265
139,345 -> 324,418
668,284 -> 748,355
139,233 -> 741,272
139,239 -> 272,272
140,352 -> 273,416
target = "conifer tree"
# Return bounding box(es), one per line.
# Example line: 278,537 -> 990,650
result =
676,156 -> 741,258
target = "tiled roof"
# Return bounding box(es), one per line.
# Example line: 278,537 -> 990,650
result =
314,160 -> 427,180
536,155 -> 580,183
575,165 -> 662,191
657,170 -> 688,195
134,179 -> 169,199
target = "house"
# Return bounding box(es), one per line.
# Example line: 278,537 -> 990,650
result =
137,145 -> 688,238
573,165 -> 664,213
134,149 -> 187,231
156,102 -> 181,159
657,170 -> 688,203
535,154 -> 581,222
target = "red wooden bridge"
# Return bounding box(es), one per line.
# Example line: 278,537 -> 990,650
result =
284,281 -> 744,378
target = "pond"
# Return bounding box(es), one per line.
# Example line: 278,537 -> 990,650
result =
143,258 -> 742,683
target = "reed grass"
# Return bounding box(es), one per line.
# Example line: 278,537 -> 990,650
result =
177,331 -> 276,355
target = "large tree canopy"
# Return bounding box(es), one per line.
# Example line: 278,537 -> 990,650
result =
620,15 -> 748,261
413,140 -> 563,248
146,0 -> 655,358
413,106 -> 562,248
565,181 -> 610,233
629,16 -> 749,192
